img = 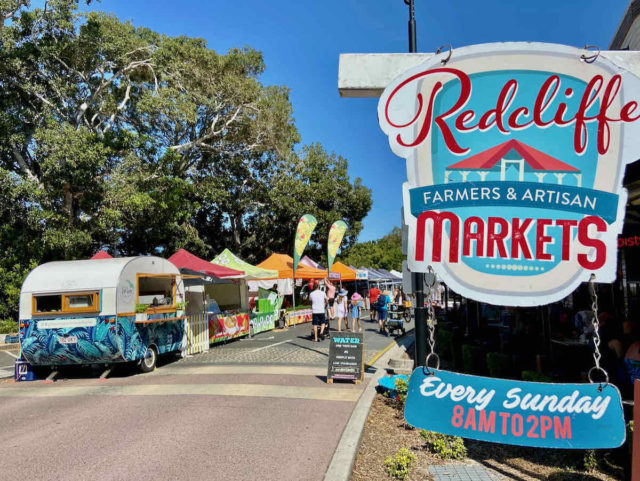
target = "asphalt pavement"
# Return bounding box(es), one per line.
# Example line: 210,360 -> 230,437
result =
0,311 -> 408,481
179,310 -> 407,367
0,347 -> 18,378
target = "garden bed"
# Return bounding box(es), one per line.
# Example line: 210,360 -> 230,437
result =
350,388 -> 624,480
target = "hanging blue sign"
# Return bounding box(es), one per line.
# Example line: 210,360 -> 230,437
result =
404,368 -> 626,449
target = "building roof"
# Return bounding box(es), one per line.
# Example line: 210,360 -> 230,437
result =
169,249 -> 244,279
610,0 -> 640,49
447,139 -> 579,173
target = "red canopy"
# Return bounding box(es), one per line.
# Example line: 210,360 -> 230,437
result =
90,250 -> 113,260
168,249 -> 243,278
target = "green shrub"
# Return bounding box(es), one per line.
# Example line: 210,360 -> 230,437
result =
135,303 -> 150,313
384,447 -> 418,480
394,377 -> 409,407
583,449 -> 597,472
419,430 -> 467,460
521,370 -> 551,382
461,344 -> 485,374
486,352 -> 511,379
0,319 -> 18,334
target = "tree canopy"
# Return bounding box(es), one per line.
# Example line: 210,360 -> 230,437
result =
0,0 -> 372,329
340,227 -> 403,272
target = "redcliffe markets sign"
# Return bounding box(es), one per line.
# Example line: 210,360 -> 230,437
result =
379,43 -> 640,306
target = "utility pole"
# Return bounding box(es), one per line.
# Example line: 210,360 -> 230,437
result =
402,0 -> 427,368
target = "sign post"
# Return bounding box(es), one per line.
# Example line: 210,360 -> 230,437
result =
633,380 -> 639,481
327,332 -> 364,384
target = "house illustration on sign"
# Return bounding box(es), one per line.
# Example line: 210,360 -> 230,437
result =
444,139 -> 582,186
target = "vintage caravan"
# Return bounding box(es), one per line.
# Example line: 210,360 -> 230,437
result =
19,256 -> 185,372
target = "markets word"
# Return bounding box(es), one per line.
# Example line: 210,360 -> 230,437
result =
404,369 -> 626,449
379,43 -> 640,306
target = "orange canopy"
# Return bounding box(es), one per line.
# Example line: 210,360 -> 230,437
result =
330,261 -> 356,281
257,253 -> 327,279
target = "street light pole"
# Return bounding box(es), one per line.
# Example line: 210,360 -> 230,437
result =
405,0 -> 417,53
401,0 -> 427,368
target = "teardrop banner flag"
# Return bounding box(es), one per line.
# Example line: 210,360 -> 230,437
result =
293,214 -> 318,275
327,220 -> 348,273
377,42 -> 640,307
404,368 -> 626,449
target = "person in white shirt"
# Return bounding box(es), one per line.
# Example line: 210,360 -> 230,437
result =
309,280 -> 328,341
335,288 -> 349,332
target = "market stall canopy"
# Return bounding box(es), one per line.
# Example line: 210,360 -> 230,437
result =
90,250 -> 113,260
377,268 -> 402,282
300,255 -> 323,269
211,249 -> 278,280
168,249 -> 244,279
364,268 -> 386,281
257,253 -> 327,279
329,261 -> 356,281
390,269 -> 403,279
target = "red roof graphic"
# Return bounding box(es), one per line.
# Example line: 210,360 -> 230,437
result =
447,139 -> 579,173
90,250 -> 113,260
168,248 -> 243,278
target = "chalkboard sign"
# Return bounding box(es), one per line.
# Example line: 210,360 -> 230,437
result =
327,332 -> 364,383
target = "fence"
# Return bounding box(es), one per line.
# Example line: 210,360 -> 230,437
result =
184,313 -> 209,356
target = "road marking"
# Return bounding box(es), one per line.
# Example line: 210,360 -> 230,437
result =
240,336 -> 275,341
250,339 -> 290,353
0,383 -> 363,402
4,350 -> 18,359
152,365 -> 327,376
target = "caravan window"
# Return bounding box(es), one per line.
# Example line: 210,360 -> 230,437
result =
32,292 -> 100,315
34,295 -> 62,314
137,275 -> 176,310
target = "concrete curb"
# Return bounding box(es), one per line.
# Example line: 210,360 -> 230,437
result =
323,333 -> 415,481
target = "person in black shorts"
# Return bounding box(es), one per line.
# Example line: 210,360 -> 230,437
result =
309,281 -> 328,341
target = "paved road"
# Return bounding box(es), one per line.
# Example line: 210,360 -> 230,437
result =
0,313 -> 409,480
0,363 -> 370,481
180,310 -> 409,367
0,347 -> 18,378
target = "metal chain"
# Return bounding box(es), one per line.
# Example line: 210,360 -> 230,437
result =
424,266 -> 439,370
588,274 -> 608,387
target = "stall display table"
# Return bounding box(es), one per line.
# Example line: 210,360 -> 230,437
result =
285,308 -> 312,326
208,312 -> 250,344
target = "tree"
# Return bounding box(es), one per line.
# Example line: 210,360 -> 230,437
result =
341,227 -> 404,271
0,1 -> 373,329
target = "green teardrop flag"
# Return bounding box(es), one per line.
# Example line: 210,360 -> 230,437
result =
327,220 -> 348,273
293,214 -> 318,275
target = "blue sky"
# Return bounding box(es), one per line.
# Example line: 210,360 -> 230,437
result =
84,0 -> 629,241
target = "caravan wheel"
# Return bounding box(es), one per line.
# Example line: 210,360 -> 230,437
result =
139,346 -> 157,373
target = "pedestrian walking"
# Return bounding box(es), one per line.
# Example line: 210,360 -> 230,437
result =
309,281 -> 328,342
377,289 -> 391,335
369,285 -> 381,322
326,278 -> 337,321
335,288 -> 348,332
351,292 -> 363,332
